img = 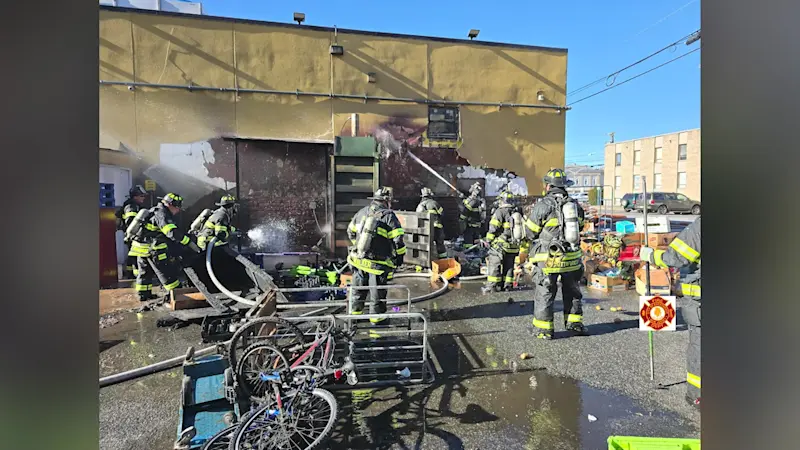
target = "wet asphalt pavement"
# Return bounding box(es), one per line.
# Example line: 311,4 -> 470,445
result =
99,279 -> 700,450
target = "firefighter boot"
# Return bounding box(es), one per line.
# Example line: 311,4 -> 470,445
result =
530,320 -> 553,340
138,292 -> 158,302
565,321 -> 589,336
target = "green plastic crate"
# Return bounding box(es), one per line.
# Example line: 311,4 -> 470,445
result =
608,436 -> 701,450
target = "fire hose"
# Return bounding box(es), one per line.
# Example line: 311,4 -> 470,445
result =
205,236 -> 257,307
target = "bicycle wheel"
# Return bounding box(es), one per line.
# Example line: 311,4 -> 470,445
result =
228,317 -> 307,370
229,388 -> 338,450
202,425 -> 237,450
235,343 -> 290,401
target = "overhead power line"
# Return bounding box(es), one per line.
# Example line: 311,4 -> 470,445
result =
567,29 -> 700,98
567,47 -> 700,107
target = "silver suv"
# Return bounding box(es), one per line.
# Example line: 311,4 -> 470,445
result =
634,192 -> 701,215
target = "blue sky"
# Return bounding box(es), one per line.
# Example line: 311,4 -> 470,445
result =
199,0 -> 700,167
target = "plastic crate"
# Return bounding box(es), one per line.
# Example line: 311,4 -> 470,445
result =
616,220 -> 636,234
608,436 -> 700,450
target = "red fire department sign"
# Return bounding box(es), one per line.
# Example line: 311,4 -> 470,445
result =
639,296 -> 677,331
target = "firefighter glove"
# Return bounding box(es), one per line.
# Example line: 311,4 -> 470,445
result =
639,246 -> 655,264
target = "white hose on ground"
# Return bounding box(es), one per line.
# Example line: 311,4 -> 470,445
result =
206,237 -> 257,307
100,344 -> 221,388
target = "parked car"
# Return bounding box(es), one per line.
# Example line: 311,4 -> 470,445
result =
633,192 -> 701,215
619,193 -> 637,212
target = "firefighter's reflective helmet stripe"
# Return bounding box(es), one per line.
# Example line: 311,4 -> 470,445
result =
682,283 -> 701,297
543,168 -> 569,187
161,193 -> 184,207
532,318 -> 553,330
669,238 -> 700,263
687,372 -> 701,389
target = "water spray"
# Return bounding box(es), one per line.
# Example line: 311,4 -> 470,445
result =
374,127 -> 460,195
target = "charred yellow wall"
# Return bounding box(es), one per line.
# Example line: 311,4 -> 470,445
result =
99,8 -> 567,188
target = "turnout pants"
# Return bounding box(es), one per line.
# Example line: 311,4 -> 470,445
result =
135,248 -> 182,298
682,298 -> 702,402
532,265 -> 584,331
125,254 -> 138,277
485,248 -> 517,291
350,269 -> 389,320
433,228 -> 447,259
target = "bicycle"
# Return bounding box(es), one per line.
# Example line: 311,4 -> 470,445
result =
227,366 -> 339,450
234,316 -> 359,401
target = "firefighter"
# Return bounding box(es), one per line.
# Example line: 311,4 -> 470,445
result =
526,169 -> 587,339
196,195 -> 240,250
346,187 -> 407,326
639,217 -> 702,409
127,193 -> 201,301
481,191 -> 523,294
459,182 -> 485,245
117,185 -> 148,278
416,187 -> 447,259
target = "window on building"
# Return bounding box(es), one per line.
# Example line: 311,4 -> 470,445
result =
615,175 -> 621,189
634,150 -> 641,166
678,144 -> 687,161
593,176 -> 599,186
634,175 -> 642,191
615,153 -> 621,166
654,173 -> 662,189
575,177 -> 581,186
655,147 -> 663,163
427,106 -> 460,140
583,176 -> 590,186
678,172 -> 687,188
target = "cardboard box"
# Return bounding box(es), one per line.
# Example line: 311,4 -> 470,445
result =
648,232 -> 679,248
634,267 -> 673,296
621,232 -> 645,246
588,274 -> 630,293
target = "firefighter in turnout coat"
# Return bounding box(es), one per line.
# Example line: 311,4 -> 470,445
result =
416,187 -> 447,259
346,187 -> 407,327
127,193 -> 201,301
526,169 -> 587,339
459,182 -> 485,245
196,195 -> 240,250
640,217 -> 702,408
117,185 -> 148,278
482,191 -> 523,294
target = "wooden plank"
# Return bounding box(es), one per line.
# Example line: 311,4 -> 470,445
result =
335,164 -> 374,173
170,287 -> 210,310
335,185 -> 373,193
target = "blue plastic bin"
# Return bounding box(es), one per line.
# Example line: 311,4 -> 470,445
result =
616,220 -> 635,234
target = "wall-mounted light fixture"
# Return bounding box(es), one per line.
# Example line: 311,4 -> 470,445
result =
367,72 -> 377,83
468,29 -> 480,40
330,25 -> 344,56
537,90 -> 545,102
293,12 -> 305,25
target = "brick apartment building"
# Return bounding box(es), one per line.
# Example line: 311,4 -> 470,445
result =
603,129 -> 701,204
